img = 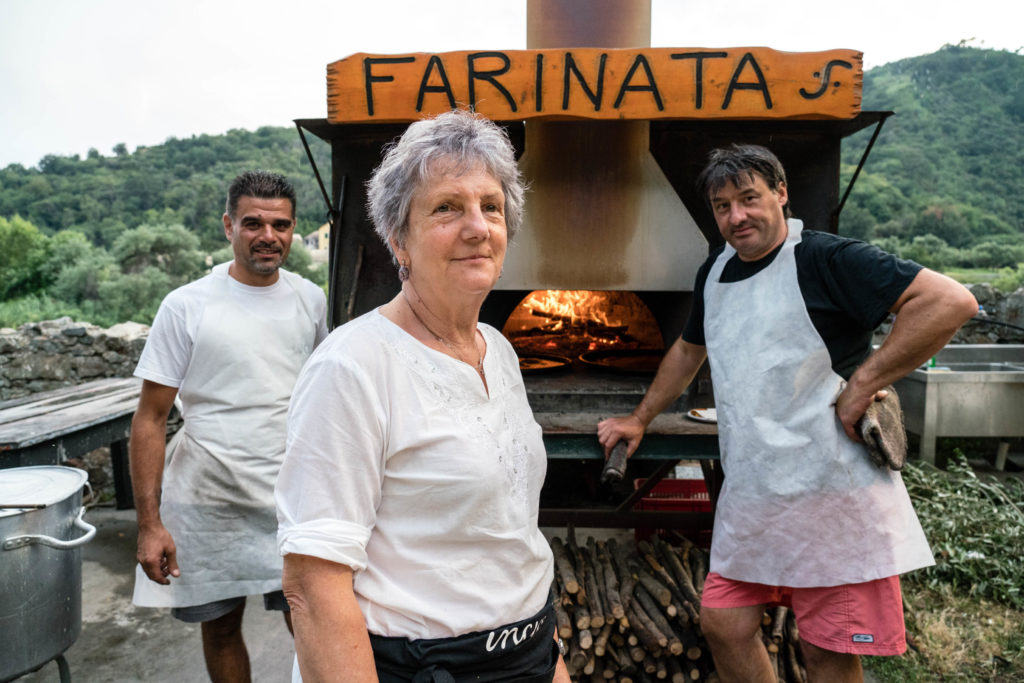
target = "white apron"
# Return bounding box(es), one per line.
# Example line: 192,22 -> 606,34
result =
134,269 -> 317,607
704,219 -> 933,587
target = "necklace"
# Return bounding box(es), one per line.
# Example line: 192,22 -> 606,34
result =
402,291 -> 485,378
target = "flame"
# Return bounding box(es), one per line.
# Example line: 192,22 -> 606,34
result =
521,290 -> 611,327
502,289 -> 664,357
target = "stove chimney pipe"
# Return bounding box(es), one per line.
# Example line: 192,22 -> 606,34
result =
500,0 -> 708,291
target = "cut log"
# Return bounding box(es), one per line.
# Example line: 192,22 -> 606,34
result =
575,601 -> 592,631
609,642 -> 637,675
666,655 -> 686,683
674,623 -> 703,661
654,655 -> 668,680
583,539 -> 606,629
553,594 -> 573,639
579,627 -> 594,651
688,546 -> 708,596
626,601 -> 667,652
551,537 -> 579,594
651,541 -> 701,623
634,584 -> 683,656
635,567 -> 672,608
594,622 -> 613,657
597,540 -> 625,619
568,635 -> 587,674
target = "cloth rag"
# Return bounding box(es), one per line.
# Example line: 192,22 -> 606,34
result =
857,386 -> 907,470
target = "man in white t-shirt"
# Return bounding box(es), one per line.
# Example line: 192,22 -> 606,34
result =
129,170 -> 328,682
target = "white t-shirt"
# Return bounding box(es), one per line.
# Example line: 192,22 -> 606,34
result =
135,263 -> 329,389
276,309 -> 555,639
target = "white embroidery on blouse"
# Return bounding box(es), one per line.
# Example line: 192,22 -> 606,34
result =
385,327 -> 532,505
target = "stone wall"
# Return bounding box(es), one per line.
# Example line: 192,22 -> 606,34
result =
954,284 -> 1024,344
0,317 -> 150,401
873,284 -> 1024,346
3,284 -> 1022,401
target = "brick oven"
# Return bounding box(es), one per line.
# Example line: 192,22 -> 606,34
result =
294,0 -> 889,528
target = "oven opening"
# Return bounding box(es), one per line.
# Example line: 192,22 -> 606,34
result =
502,290 -> 665,373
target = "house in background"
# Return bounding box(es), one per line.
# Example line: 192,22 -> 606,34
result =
304,223 -> 330,264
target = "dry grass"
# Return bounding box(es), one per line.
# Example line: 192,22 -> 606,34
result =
865,583 -> 1024,681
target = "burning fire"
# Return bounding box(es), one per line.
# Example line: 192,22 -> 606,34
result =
503,290 -> 663,358
522,290 -> 612,329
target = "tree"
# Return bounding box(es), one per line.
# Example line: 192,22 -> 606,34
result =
39,230 -> 92,285
911,203 -> 974,248
0,215 -> 49,300
284,240 -> 327,286
51,248 -> 117,305
96,267 -> 173,325
899,234 -> 959,270
964,241 -> 1024,269
112,222 -> 204,281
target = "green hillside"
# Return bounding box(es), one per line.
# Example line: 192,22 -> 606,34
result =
839,45 -> 1024,276
2,46 -> 1023,327
0,127 -> 334,326
0,126 -> 332,250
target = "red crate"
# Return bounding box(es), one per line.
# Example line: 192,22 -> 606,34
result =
633,478 -> 712,548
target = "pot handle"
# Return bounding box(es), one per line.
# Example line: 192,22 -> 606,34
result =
2,506 -> 97,551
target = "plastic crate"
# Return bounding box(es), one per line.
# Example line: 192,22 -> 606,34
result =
633,477 -> 712,547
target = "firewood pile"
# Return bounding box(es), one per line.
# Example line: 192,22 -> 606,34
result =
550,531 -> 808,682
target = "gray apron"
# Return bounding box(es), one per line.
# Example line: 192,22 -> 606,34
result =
704,219 -> 933,587
134,269 -> 316,607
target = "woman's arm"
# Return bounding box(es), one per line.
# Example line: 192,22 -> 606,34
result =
283,553 -> 378,682
551,637 -> 571,682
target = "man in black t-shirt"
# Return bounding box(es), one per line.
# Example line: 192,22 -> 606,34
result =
598,144 -> 977,683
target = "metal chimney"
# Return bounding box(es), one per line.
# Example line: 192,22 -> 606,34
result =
500,0 -> 708,291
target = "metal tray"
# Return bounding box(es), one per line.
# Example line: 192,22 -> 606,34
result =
578,349 -> 664,375
518,353 -> 572,374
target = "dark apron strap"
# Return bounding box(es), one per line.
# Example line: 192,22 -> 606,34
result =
370,602 -> 558,683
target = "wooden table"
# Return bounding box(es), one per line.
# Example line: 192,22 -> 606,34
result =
536,410 -> 720,532
0,377 -> 142,509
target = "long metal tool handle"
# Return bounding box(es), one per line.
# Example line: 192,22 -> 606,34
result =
601,441 -> 629,483
2,506 -> 97,550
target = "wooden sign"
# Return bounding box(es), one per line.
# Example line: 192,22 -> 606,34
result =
327,47 -> 862,123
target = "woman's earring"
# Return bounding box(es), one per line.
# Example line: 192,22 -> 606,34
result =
398,261 -> 410,282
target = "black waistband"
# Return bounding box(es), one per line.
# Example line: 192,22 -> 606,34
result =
369,601 -> 558,683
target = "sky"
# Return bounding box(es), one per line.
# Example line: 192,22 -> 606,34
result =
1,0 -> 1020,169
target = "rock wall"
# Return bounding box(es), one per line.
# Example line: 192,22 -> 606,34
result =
873,284 -> 1024,346
4,284 -> 1022,401
0,317 -> 149,401
955,284 -> 1024,344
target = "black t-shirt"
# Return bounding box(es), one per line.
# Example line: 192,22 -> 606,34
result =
682,229 -> 923,379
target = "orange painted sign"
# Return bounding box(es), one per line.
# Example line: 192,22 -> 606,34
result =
327,47 -> 862,123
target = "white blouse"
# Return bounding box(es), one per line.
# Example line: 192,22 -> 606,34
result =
276,309 -> 554,639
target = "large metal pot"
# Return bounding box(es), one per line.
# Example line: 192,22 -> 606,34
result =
0,466 -> 95,683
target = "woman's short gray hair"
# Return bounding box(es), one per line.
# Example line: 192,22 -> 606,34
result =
366,109 -> 525,256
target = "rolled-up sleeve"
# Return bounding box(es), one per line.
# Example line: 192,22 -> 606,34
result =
276,337 -> 386,571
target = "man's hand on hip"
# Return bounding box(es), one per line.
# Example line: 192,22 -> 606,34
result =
835,383 -> 889,442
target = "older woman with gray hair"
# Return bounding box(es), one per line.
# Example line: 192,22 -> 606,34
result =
276,109 -> 569,682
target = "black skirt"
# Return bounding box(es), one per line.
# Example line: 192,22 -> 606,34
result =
369,601 -> 559,683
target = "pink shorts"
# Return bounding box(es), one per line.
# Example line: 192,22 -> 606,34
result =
701,572 -> 906,656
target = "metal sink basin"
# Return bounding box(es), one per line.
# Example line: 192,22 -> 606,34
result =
924,362 -> 1024,373
893,345 -> 1024,466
